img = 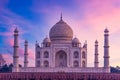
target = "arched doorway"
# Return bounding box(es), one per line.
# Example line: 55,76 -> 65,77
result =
55,50 -> 67,67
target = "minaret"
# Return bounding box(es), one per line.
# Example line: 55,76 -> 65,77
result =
94,40 -> 99,68
104,28 -> 110,68
24,40 -> 29,67
13,28 -> 19,72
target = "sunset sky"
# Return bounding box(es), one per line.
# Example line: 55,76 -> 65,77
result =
0,0 -> 120,67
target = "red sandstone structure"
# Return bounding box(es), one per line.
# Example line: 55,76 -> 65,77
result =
0,72 -> 120,80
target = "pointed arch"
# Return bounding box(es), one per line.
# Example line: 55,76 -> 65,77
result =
55,50 -> 67,67
82,61 -> 86,67
44,60 -> 49,67
82,51 -> 85,58
73,60 -> 79,67
74,51 -> 79,58
44,51 -> 49,58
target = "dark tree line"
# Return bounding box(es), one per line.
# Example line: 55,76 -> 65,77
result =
0,63 -> 22,72
111,66 -> 120,73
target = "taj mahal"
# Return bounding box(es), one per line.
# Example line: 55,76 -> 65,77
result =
12,15 -> 110,73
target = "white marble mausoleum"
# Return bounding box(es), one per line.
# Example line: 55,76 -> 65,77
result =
12,15 -> 110,73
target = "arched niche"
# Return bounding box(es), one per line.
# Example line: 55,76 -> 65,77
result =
55,50 -> 67,67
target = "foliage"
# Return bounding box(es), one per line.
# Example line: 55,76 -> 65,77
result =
0,63 -> 22,72
110,66 -> 120,73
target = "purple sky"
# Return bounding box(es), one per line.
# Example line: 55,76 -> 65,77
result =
0,0 -> 120,67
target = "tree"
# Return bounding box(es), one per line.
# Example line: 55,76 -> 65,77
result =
9,63 -> 13,72
110,66 -> 120,73
0,64 -> 9,72
0,63 -> 22,72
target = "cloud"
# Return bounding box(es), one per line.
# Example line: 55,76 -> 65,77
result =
2,53 -> 12,64
74,0 -> 120,33
1,0 -> 120,67
0,32 -> 12,36
2,44 -> 35,67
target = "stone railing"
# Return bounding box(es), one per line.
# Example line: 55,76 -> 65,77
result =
18,67 -> 110,73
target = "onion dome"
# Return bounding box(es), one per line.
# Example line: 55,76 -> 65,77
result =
43,37 -> 51,43
49,15 -> 73,42
72,37 -> 80,43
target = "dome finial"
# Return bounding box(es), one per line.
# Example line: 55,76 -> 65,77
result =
60,13 -> 62,21
14,27 -> 18,33
95,39 -> 98,43
104,27 -> 109,33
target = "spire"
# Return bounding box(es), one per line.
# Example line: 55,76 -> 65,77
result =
104,28 -> 110,68
83,40 -> 87,48
60,13 -> 63,21
94,40 -> 99,68
24,40 -> 28,67
13,28 -> 19,72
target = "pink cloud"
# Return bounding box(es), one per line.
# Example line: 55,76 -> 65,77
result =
18,48 -> 24,56
5,36 -> 24,47
0,32 -> 12,36
28,48 -> 35,60
0,25 -> 26,38
73,0 -> 120,33
18,47 -> 35,67
2,46 -> 35,66
2,47 -> 35,67
8,38 -> 14,46
2,52 -> 35,67
2,53 -> 12,64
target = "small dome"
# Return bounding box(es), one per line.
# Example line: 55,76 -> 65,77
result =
95,40 -> 98,43
14,27 -> 18,32
25,40 -> 28,43
72,37 -> 80,43
104,28 -> 109,33
43,37 -> 51,43
49,18 -> 73,42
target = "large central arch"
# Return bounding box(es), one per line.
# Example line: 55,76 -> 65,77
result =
55,50 -> 67,67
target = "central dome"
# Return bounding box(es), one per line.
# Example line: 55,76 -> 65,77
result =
49,17 -> 73,42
